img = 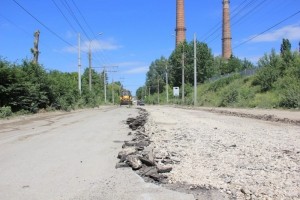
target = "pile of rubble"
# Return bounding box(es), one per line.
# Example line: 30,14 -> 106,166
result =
116,108 -> 173,183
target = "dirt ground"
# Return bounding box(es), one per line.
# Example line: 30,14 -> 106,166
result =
143,106 -> 300,199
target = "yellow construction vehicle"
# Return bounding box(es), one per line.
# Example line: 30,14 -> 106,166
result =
120,90 -> 133,105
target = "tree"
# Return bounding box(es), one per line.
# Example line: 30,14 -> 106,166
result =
253,50 -> 282,92
280,38 -> 293,72
169,41 -> 214,86
280,38 -> 291,55
145,57 -> 168,95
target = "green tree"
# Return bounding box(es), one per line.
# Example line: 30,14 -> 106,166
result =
169,41 -> 214,86
47,70 -> 79,110
253,50 -> 282,92
145,57 -> 168,95
280,38 -> 293,73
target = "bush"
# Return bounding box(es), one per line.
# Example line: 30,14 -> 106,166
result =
250,92 -> 280,108
209,74 -> 241,92
253,51 -> 282,92
219,86 -> 239,107
0,106 -> 13,118
276,76 -> 300,108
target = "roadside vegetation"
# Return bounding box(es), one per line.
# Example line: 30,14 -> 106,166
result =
137,39 -> 300,109
1,39 -> 299,118
0,59 -> 122,118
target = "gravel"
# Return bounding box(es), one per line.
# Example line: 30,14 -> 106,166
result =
144,106 -> 300,200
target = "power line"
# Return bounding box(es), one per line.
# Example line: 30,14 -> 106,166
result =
203,0 -> 258,42
233,10 -> 300,49
12,0 -> 75,48
66,0 -> 113,67
206,0 -> 270,45
54,0 -> 109,68
231,0 -> 269,27
70,0 -> 96,39
60,0 -> 91,41
51,0 -> 78,33
201,0 -> 250,41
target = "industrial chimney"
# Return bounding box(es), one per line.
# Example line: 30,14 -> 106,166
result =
175,0 -> 186,46
222,0 -> 232,59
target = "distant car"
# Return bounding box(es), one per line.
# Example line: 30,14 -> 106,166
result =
137,100 -> 145,106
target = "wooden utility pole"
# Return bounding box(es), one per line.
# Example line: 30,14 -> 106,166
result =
194,33 -> 197,106
88,42 -> 92,91
157,78 -> 160,104
166,64 -> 169,103
31,30 -> 40,64
78,33 -> 82,95
182,46 -> 185,102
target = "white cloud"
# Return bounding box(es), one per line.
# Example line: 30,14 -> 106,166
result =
63,38 -> 122,53
124,66 -> 149,74
250,24 -> 300,43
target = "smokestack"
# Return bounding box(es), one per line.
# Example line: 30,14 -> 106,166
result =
222,0 -> 232,59
175,0 -> 186,46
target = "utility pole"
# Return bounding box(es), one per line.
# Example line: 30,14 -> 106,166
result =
103,67 -> 107,103
78,33 -> 82,95
31,30 -> 40,64
88,42 -> 92,91
98,66 -> 118,103
194,33 -> 197,106
112,78 -> 115,104
182,45 -> 185,102
157,78 -> 160,104
166,64 -> 169,103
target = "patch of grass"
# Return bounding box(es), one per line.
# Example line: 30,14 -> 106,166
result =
250,92 -> 280,108
0,106 -> 13,118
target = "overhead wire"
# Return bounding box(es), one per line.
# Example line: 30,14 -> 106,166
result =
10,0 -> 108,73
51,0 -> 78,33
70,0 -> 97,39
12,0 -> 75,48
231,0 -> 269,27
0,13 -> 78,68
201,0 -> 250,41
58,0 -> 112,69
69,0 -> 114,67
53,0 -> 110,71
59,0 -> 91,41
205,0 -> 270,45
233,10 -> 300,49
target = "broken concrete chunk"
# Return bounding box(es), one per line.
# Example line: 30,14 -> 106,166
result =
157,165 -> 172,173
139,166 -> 157,176
126,155 -> 142,170
115,163 -> 130,169
117,147 -> 136,159
139,156 -> 155,166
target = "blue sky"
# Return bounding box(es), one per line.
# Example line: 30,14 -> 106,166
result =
1,0 -> 300,94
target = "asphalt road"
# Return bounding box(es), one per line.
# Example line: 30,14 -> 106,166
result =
0,106 -> 193,200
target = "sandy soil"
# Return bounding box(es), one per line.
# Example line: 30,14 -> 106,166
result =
144,106 -> 300,199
